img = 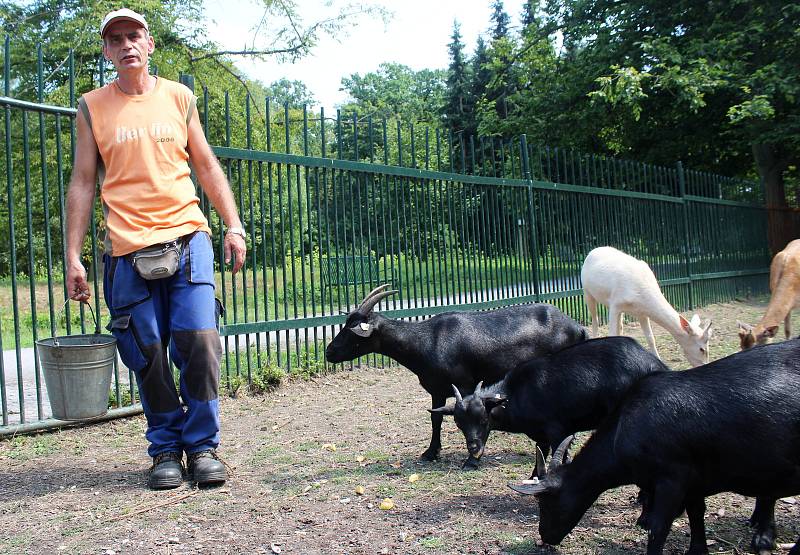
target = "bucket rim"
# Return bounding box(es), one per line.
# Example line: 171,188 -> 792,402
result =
36,333 -> 117,348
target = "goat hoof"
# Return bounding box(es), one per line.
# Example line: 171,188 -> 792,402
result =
750,532 -> 776,553
461,458 -> 480,471
635,513 -> 649,530
419,449 -> 440,461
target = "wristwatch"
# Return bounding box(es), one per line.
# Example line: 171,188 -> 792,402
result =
226,226 -> 247,239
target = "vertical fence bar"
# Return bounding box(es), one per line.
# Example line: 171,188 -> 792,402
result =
676,161 -> 694,309
0,36 -> 9,424
4,35 -> 23,423
520,135 -> 541,300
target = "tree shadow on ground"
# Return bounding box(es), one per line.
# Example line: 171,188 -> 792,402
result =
0,466 -> 144,500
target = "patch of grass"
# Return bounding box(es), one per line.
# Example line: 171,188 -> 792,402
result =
376,483 -> 397,497
294,441 -> 317,453
362,449 -> 390,462
418,536 -> 446,549
108,388 -> 133,409
5,435 -> 60,460
248,444 -> 283,465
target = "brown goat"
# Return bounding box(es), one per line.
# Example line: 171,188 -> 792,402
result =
738,239 -> 800,349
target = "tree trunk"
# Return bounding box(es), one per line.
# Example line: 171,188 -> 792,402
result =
753,143 -> 791,255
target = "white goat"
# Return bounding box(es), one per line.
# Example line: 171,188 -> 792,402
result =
581,246 -> 712,367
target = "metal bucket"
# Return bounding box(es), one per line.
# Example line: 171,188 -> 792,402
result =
36,334 -> 117,421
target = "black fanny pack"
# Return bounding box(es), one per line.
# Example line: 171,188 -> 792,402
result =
129,239 -> 183,280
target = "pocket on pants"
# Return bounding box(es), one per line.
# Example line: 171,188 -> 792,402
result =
108,314 -> 148,372
111,259 -> 151,310
188,232 -> 216,286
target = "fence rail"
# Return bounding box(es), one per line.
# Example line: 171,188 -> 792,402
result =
0,39 -> 774,433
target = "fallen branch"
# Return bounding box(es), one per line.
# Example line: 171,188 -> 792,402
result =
106,489 -> 200,522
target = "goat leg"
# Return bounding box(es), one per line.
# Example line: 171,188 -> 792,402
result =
421,394 -> 446,461
685,495 -> 710,555
646,478 -> 689,555
636,489 -> 652,530
749,497 -> 777,554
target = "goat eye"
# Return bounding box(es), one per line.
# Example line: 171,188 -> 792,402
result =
700,348 -> 706,354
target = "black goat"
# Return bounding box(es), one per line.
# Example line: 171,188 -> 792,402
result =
432,336 -> 668,478
512,338 -> 800,555
324,284 -> 588,468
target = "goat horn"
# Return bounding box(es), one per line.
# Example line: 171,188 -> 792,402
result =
550,435 -> 574,472
451,384 -> 463,404
357,285 -> 399,314
508,480 -> 548,496
356,284 -> 390,311
473,381 -> 483,397
535,445 -> 547,478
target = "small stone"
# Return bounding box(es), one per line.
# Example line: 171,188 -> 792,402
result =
168,537 -> 180,544
716,508 -> 725,517
780,497 -> 796,505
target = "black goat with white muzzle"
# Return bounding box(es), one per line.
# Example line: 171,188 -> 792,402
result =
432,336 -> 667,477
324,284 -> 588,468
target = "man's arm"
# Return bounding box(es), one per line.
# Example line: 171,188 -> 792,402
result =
186,110 -> 247,274
65,109 -> 99,301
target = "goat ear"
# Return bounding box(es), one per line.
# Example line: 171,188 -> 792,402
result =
349,322 -> 373,338
428,405 -> 455,416
690,314 -> 701,328
482,393 -> 508,410
737,321 -> 753,332
763,325 -> 779,339
679,315 -> 691,333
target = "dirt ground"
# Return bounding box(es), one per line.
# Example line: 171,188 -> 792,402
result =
2,297 -> 800,555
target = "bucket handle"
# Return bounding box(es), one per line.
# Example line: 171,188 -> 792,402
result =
58,299 -> 101,346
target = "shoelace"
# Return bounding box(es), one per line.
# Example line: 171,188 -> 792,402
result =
150,452 -> 183,472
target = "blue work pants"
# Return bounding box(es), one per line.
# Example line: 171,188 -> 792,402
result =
103,232 -> 222,458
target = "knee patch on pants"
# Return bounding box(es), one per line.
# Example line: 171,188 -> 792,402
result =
139,341 -> 181,413
173,329 -> 222,401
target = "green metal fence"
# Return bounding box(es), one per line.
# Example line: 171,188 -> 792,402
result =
0,37 -> 772,433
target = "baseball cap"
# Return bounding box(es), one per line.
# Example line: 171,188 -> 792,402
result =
99,8 -> 149,38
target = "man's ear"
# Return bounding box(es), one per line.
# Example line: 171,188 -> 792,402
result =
428,405 -> 455,416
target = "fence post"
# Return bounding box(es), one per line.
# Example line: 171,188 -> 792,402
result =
179,73 -> 195,93
676,161 -> 694,309
520,135 -> 541,301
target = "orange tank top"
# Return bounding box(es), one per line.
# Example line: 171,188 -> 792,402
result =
81,77 -> 211,256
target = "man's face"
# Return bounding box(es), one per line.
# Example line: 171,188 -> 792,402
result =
102,21 -> 154,72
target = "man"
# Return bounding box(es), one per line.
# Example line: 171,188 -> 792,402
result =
65,8 -> 247,490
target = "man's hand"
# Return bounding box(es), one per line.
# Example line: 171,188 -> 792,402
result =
224,233 -> 247,274
66,259 -> 91,302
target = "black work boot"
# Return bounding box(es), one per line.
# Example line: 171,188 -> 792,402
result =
187,449 -> 227,486
147,451 -> 184,490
